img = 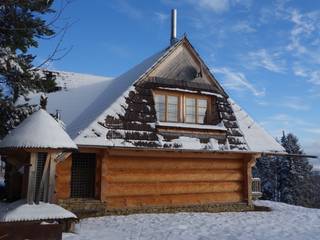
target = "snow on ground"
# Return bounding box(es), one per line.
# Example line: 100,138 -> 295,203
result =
63,201 -> 320,240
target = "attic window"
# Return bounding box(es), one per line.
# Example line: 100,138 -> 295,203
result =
155,94 -> 179,122
154,91 -> 210,124
185,97 -> 208,124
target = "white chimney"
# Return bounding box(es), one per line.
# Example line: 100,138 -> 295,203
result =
170,9 -> 177,45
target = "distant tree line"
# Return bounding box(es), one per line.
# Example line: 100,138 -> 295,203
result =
254,132 -> 320,208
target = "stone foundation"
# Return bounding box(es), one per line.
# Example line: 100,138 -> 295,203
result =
58,198 -> 269,218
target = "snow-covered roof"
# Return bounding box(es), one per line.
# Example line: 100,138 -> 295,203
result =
68,45 -> 173,139
18,71 -> 113,127
0,109 -> 77,150
0,200 -> 76,222
18,38 -> 285,154
52,70 -> 112,89
229,99 -> 285,153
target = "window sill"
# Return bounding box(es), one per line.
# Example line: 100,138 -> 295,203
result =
156,121 -> 227,131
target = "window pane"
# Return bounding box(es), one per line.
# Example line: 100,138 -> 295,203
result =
198,107 -> 207,115
198,99 -> 207,108
168,96 -> 178,104
155,95 -> 166,121
185,98 -> 195,107
168,104 -> 178,113
168,112 -> 178,122
155,95 -> 165,104
197,99 -> 207,124
197,115 -> 206,124
185,105 -> 195,115
185,114 -> 196,123
158,111 -> 166,121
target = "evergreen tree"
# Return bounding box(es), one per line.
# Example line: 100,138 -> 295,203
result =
0,0 -> 59,138
255,132 -> 314,207
280,133 -> 313,206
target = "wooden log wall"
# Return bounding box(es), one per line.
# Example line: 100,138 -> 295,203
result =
55,155 -> 72,200
101,153 -> 247,209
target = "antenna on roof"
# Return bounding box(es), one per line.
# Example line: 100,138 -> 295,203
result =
170,9 -> 178,45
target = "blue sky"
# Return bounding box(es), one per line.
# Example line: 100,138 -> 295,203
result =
32,0 -> 320,162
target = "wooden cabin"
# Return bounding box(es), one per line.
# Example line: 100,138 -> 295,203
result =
2,14 -> 285,216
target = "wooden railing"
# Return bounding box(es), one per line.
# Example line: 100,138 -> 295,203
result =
252,177 -> 262,199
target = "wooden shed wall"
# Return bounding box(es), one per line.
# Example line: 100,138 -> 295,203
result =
101,152 -> 247,209
55,155 -> 72,200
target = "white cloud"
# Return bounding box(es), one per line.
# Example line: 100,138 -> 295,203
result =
281,97 -> 310,111
268,113 -> 312,128
113,0 -> 142,19
286,10 -> 315,54
213,67 -> 265,96
304,128 -> 320,134
292,63 -> 308,77
309,71 -> 320,85
292,63 -> 320,86
247,49 -> 286,73
187,0 -> 252,13
197,0 -> 230,13
231,21 -> 255,33
154,12 -> 169,23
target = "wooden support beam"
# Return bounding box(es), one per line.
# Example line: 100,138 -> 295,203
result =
48,153 -> 58,203
243,154 -> 260,206
27,152 -> 37,204
55,152 -> 72,164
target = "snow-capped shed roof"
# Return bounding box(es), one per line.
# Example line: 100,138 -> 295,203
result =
0,109 -> 77,150
0,200 -> 76,222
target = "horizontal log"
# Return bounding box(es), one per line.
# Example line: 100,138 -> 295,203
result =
104,191 -> 243,209
105,169 -> 243,183
107,149 -> 248,159
106,157 -> 243,170
103,181 -> 242,197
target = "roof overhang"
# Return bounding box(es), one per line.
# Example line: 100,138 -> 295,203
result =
77,144 -> 262,159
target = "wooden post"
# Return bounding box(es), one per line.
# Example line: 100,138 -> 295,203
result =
27,152 -> 37,204
243,154 -> 259,206
48,153 -> 58,203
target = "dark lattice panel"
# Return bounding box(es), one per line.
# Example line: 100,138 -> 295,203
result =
35,152 -> 47,201
71,153 -> 96,198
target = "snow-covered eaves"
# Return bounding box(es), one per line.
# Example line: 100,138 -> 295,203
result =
229,99 -> 285,153
0,109 -> 77,150
156,121 -> 227,131
0,200 -> 77,222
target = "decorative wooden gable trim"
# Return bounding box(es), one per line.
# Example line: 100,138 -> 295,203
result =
139,36 -> 228,98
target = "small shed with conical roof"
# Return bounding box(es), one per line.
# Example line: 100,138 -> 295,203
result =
0,108 -> 77,204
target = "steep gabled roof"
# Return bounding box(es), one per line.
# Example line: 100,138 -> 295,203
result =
19,38 -> 284,154
68,37 -> 228,139
0,109 -> 77,150
67,39 -> 183,138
